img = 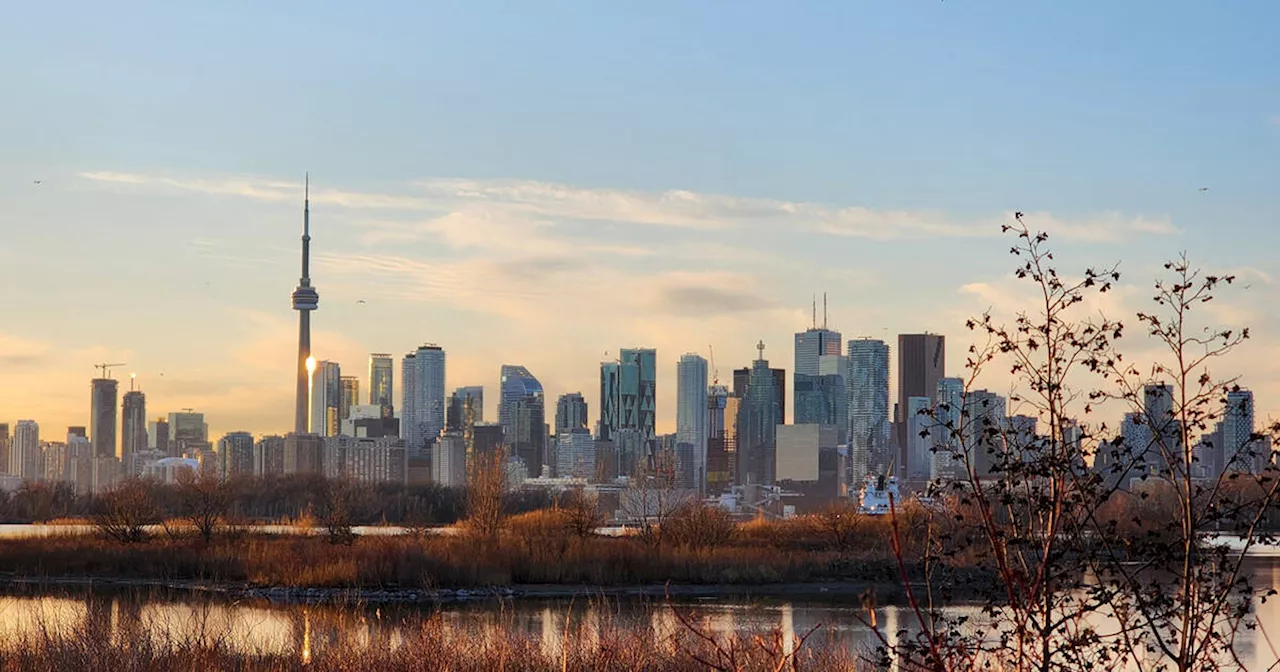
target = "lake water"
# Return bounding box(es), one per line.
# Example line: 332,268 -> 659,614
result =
6,560 -> 1280,669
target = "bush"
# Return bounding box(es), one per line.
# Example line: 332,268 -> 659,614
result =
662,504 -> 736,550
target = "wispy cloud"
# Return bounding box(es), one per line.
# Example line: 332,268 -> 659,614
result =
0,333 -> 51,366
80,170 -> 1176,243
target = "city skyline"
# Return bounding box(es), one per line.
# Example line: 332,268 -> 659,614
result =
2,2 -> 1279,441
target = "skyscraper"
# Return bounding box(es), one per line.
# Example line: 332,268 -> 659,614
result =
500,365 -> 544,474
121,384 -> 147,464
736,341 -> 782,486
148,418 -> 170,453
310,360 -> 342,437
676,354 -> 709,491
12,420 -> 39,480
340,376 -> 360,427
598,360 -> 628,441
848,338 -> 891,480
292,175 -> 320,435
1222,389 -> 1257,473
368,353 -> 395,419
448,386 -> 485,432
0,424 -> 9,476
931,377 -> 965,481
795,354 -> 847,439
555,392 -> 588,434
620,348 -> 657,441
90,377 -> 119,460
218,431 -> 255,479
794,303 -> 842,422
897,334 -> 945,475
402,345 -> 446,452
168,411 -> 208,457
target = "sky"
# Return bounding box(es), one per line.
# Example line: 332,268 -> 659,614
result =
1,1 -> 1278,442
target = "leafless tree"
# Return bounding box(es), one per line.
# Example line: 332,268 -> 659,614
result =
175,468 -> 228,542
95,478 -> 161,544
316,478 -> 358,546
559,488 -> 605,541
464,448 -> 507,540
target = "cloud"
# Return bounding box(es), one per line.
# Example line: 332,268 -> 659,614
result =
0,333 -> 51,366
81,170 -> 1175,244
646,272 -> 781,317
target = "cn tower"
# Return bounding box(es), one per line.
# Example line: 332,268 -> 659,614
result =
291,174 -> 319,433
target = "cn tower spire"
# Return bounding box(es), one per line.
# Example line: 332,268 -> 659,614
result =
292,173 -> 320,434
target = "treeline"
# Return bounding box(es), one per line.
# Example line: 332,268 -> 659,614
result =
0,475 -> 555,525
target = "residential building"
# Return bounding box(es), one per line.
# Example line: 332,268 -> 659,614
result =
12,420 -> 39,481
121,388 -> 147,466
254,435 -> 286,476
90,377 -> 119,459
447,386 -> 484,432
556,429 -> 595,479
434,432 -> 467,487
309,360 -> 342,437
555,392 -> 589,435
676,354 -> 708,491
847,338 -> 891,483
368,353 -> 395,418
217,431 -> 255,479
340,376 -> 360,425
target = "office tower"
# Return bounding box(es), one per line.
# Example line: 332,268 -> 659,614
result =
514,392 -> 547,476
676,354 -> 709,490
965,389 -> 1007,478
733,367 -> 786,424
12,420 -> 39,480
121,385 -> 146,464
90,377 -> 119,459
340,376 -> 360,426
1139,383 -> 1180,473
402,345 -> 446,451
848,338 -> 891,480
794,300 -> 842,418
931,377 -> 965,481
448,386 -> 484,432
469,423 -> 505,457
499,365 -> 542,441
897,333 -> 945,475
1222,389 -> 1257,473
556,429 -> 595,479
217,431 -> 255,479
736,341 -> 782,486
598,360 -> 626,441
167,411 -> 208,457
620,348 -> 657,440
292,176 -> 320,434
401,352 -> 417,441
368,353 -> 395,418
555,392 -> 588,435
904,396 -> 933,482
795,354 -> 847,439
0,424 -> 8,476
148,418 -> 170,453
254,435 -> 286,476
309,360 -> 342,437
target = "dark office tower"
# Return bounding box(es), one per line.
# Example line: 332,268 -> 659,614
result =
736,341 -> 782,486
90,378 -> 119,459
514,395 -> 547,476
555,392 -> 589,434
121,387 -> 147,463
896,333 -> 945,474
147,419 -> 169,454
368,353 -> 395,419
733,367 -> 786,424
67,426 -> 87,440
291,175 -> 320,435
619,348 -> 657,441
0,424 -> 8,476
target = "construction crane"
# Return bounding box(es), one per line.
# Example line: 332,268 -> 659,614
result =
94,362 -> 126,380
708,344 -> 718,385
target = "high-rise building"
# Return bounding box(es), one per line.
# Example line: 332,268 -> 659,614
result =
148,418 -> 170,454
340,376 -> 360,427
0,423 -> 9,476
676,354 -> 708,491
706,385 -> 736,495
848,339 -> 891,481
733,367 -> 786,425
897,334 -> 945,475
368,353 -> 395,418
90,377 -> 119,459
736,341 -> 782,486
556,429 -> 595,479
622,348 -> 660,442
555,392 -> 588,435
904,396 -> 933,482
254,435 -> 286,476
292,176 -> 320,435
121,386 -> 146,464
499,365 -> 543,441
931,377 -> 965,482
309,360 -> 342,437
1222,389 -> 1258,473
12,420 -> 39,481
401,352 -> 417,441
448,386 -> 484,432
598,360 -> 628,441
795,354 -> 847,439
434,432 -> 467,487
217,431 -> 255,479
965,389 -> 1007,478
168,411 -> 209,457
794,312 -> 843,420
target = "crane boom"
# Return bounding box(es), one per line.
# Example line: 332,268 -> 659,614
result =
708,345 -> 718,385
94,362 -> 127,380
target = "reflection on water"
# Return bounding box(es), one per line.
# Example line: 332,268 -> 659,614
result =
5,560 -> 1280,668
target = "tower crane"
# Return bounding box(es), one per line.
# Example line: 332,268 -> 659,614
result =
94,362 -> 126,380
708,345 -> 718,385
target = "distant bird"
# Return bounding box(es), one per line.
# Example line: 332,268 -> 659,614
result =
32,180 -> 41,185
357,300 -> 367,304
1198,187 -> 1210,192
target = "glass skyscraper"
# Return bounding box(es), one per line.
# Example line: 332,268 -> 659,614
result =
676,354 -> 708,491
847,339 -> 890,482
736,341 -> 781,486
368,353 -> 395,418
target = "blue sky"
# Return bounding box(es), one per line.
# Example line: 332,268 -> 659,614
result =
1,1 -> 1277,438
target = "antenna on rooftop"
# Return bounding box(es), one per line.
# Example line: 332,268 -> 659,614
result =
823,292 -> 828,330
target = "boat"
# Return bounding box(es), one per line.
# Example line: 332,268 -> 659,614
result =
858,474 -> 901,515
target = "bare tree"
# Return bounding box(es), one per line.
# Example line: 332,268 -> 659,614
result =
464,448 -> 507,540
316,478 -> 358,546
559,488 -> 604,541
175,468 -> 228,542
95,478 -> 161,544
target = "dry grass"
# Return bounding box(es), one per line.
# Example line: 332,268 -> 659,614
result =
0,608 -> 873,672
